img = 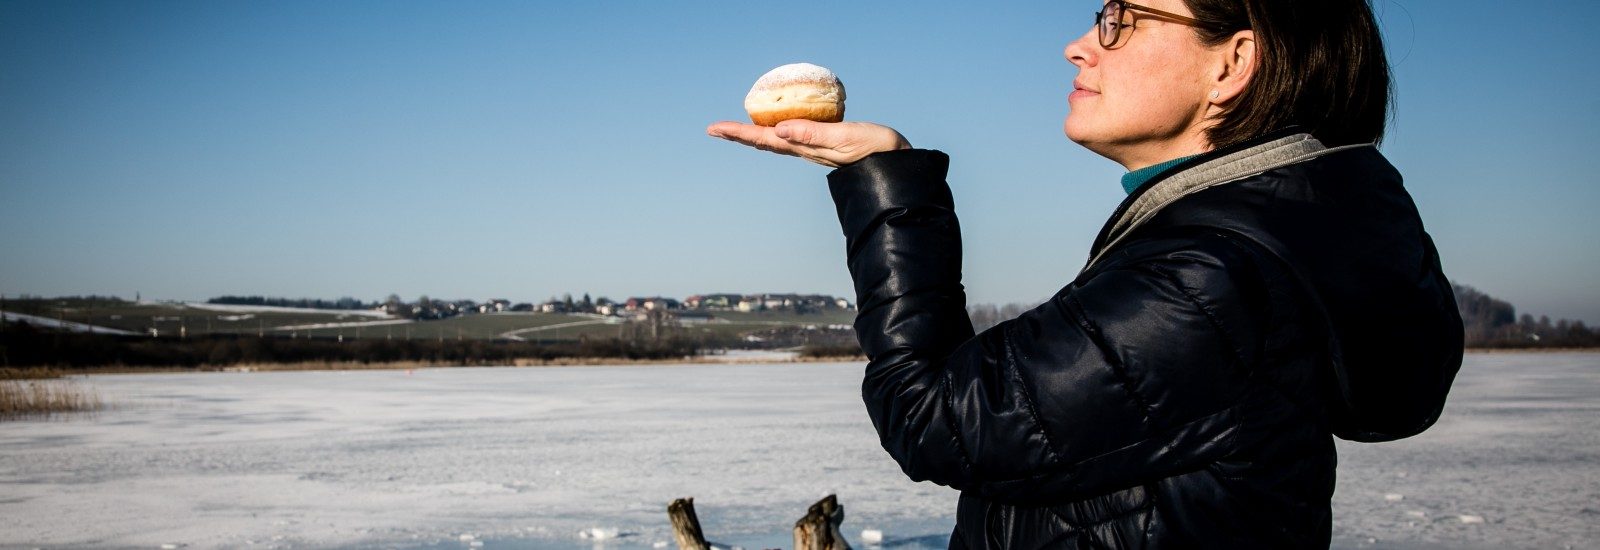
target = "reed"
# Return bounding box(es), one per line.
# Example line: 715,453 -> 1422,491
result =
0,378 -> 103,419
0,367 -> 68,380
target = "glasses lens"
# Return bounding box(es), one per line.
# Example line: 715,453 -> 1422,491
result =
1099,2 -> 1123,47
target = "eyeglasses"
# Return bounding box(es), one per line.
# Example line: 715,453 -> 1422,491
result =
1094,1 -> 1207,49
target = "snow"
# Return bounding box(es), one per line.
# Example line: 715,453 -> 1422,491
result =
694,349 -> 802,363
1,353 -> 1596,549
580,527 -> 620,540
182,302 -> 393,318
499,319 -> 610,341
268,318 -> 414,331
0,310 -> 141,335
0,363 -> 952,549
1328,351 -> 1600,549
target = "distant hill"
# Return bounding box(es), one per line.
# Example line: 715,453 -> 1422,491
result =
5,284 -> 1597,352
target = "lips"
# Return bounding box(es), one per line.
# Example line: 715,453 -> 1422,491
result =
1069,79 -> 1099,101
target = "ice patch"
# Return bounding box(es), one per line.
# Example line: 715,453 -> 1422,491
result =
580,527 -> 618,540
862,528 -> 884,544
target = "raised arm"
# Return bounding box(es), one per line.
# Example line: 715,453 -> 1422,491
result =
828,149 -> 1271,504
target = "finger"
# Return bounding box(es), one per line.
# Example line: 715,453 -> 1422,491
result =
706,121 -> 768,143
776,120 -> 859,151
779,121 -> 866,166
706,121 -> 749,139
772,119 -> 819,143
706,122 -> 809,156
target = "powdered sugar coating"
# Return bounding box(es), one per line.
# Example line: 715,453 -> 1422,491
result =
748,62 -> 842,93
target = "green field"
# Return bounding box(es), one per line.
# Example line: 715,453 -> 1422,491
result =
699,309 -> 856,326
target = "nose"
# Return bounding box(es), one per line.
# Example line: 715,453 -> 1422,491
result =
1064,26 -> 1096,69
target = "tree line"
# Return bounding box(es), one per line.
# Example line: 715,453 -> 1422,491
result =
964,282 -> 1600,349
207,295 -> 379,310
1454,283 -> 1598,348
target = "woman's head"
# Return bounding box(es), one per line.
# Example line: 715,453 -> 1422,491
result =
1065,0 -> 1390,168
1187,0 -> 1391,148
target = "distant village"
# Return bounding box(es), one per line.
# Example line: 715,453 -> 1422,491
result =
209,293 -> 856,321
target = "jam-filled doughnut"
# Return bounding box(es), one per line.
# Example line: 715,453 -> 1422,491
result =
744,63 -> 845,127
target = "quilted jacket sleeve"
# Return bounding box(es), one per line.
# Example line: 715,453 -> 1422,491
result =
828,149 -> 1268,504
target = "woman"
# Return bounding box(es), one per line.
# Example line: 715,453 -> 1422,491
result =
709,0 -> 1462,547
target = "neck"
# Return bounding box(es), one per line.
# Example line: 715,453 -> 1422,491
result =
1121,154 -> 1198,194
1111,133 -> 1211,171
1083,119 -> 1214,170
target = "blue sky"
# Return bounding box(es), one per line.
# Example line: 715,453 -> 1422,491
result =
2,1 -> 1597,324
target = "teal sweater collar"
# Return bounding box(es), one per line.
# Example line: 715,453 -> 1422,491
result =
1121,155 -> 1198,195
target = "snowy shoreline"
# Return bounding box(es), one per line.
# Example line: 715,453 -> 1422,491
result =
50,351 -> 864,375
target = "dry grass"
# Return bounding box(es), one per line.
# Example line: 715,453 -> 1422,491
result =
0,377 -> 103,420
0,367 -> 69,380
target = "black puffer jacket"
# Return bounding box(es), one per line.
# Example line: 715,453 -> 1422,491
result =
825,132 -> 1463,549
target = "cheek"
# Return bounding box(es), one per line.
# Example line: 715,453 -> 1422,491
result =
1114,63 -> 1204,126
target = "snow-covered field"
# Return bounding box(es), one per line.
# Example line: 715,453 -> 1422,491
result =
0,311 -> 141,336
181,302 -> 394,318
1,353 -> 1595,549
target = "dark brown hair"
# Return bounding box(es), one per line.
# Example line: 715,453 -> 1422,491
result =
1183,0 -> 1391,148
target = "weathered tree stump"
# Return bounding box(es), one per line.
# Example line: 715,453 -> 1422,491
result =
793,494 -> 851,550
668,497 -> 711,550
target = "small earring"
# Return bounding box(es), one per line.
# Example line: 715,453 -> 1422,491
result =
1209,90 -> 1220,100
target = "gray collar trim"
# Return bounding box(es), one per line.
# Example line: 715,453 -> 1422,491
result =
1083,133 -> 1371,272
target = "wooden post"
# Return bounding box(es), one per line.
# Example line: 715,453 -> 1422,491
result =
794,494 -> 851,550
667,497 -> 710,550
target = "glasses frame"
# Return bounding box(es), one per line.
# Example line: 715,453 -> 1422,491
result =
1094,1 -> 1207,49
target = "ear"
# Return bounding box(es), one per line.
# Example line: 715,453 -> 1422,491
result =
1208,30 -> 1256,108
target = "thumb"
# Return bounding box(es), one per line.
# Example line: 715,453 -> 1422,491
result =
773,119 -> 821,144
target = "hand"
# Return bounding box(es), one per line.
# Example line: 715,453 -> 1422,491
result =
706,119 -> 912,168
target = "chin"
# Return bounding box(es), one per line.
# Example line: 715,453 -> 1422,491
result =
1064,119 -> 1124,163
1063,117 -> 1095,147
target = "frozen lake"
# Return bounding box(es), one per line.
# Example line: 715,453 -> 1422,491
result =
2,352 -> 1597,549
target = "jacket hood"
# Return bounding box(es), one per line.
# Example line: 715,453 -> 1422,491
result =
1088,133 -> 1464,442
